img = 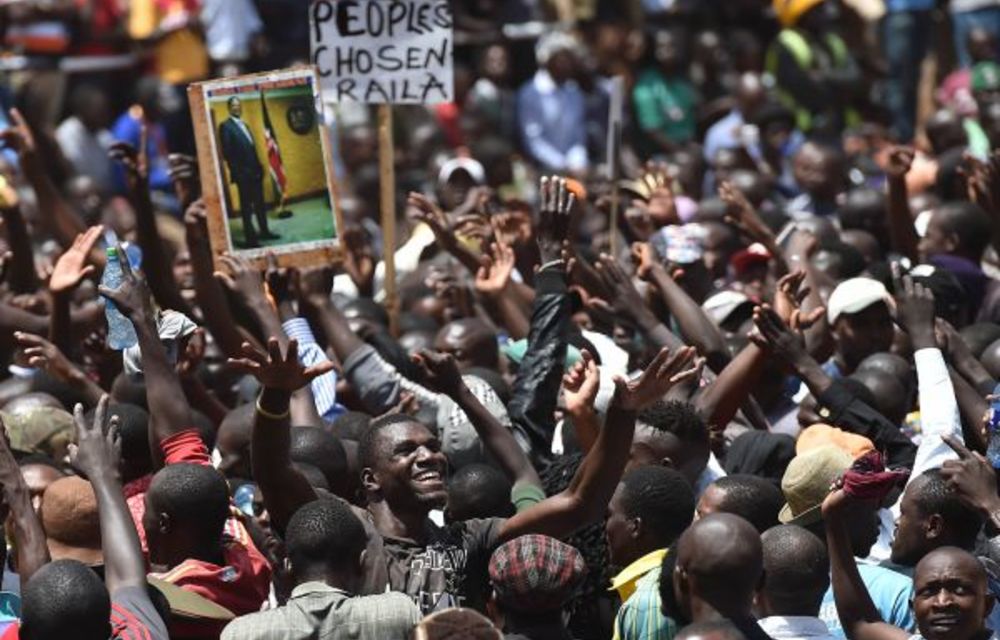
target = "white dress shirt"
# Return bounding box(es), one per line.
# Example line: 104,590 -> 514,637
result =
759,615 -> 838,640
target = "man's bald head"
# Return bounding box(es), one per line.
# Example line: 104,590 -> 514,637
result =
673,513 -> 762,620
735,73 -> 765,116
759,525 -> 829,617
433,318 -> 498,369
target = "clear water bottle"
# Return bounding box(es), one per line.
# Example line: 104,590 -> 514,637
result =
986,383 -> 1000,468
101,247 -> 138,350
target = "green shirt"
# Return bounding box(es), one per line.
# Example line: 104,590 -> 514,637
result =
633,69 -> 697,144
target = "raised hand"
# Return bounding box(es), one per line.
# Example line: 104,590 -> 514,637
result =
408,192 -> 454,245
595,253 -> 647,321
215,253 -> 268,308
750,304 -> 809,366
631,241 -> 664,281
228,338 -> 333,393
642,162 -> 677,226
294,265 -> 334,308
15,332 -> 85,382
537,176 -> 575,262
167,153 -> 199,208
411,349 -> 466,397
720,180 -> 773,245
892,267 -> 936,348
773,270 -> 825,331
885,145 -> 915,180
474,240 -> 515,296
264,252 -> 297,308
341,225 -> 375,296
940,434 -> 1000,516
49,225 -> 103,295
68,395 -> 121,480
97,243 -> 153,322
612,346 -> 701,412
108,124 -> 149,194
563,349 -> 600,417
0,108 -> 37,158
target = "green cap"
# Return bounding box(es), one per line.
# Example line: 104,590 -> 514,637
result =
106,247 -> 117,258
972,61 -> 1000,92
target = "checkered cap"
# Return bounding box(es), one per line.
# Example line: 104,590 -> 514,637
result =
488,534 -> 587,613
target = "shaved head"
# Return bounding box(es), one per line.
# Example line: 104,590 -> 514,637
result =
674,513 -> 762,620
913,547 -> 992,640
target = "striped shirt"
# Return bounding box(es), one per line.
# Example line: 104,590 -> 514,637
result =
613,565 -> 676,640
282,317 -> 343,422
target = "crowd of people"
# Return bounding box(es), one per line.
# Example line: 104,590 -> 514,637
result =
2,0 -> 1000,639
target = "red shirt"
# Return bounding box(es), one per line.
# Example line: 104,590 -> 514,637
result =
145,430 -> 272,637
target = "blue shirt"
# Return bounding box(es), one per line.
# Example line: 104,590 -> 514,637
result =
110,111 -> 172,194
703,110 -> 745,162
516,70 -> 588,172
819,563 -> 915,638
886,0 -> 934,11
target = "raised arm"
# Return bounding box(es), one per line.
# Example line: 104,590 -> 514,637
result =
885,147 -> 920,262
408,191 -> 482,275
215,253 -> 287,348
414,350 -> 542,491
98,245 -> 193,467
182,200 -> 245,358
110,135 -> 191,315
0,415 -> 49,587
47,225 -> 102,353
69,395 -> 146,592
15,332 -> 105,406
0,199 -> 39,294
498,346 -> 701,542
229,338 -> 332,532
473,240 -> 531,340
822,488 -> 909,640
562,350 -> 602,454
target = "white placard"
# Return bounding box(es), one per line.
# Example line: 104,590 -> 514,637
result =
310,0 -> 453,104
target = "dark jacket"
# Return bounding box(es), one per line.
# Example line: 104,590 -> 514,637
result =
219,117 -> 262,183
508,265 -> 570,467
817,381 -> 918,471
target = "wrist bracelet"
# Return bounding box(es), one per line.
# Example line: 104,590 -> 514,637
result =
539,258 -> 566,271
255,397 -> 290,420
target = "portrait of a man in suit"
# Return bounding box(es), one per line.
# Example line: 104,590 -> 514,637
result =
218,96 -> 280,248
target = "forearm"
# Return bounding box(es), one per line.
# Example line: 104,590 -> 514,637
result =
133,189 -> 190,315
251,387 -> 317,533
694,343 -> 767,433
633,310 -> 685,351
290,386 -> 323,427
180,376 -> 227,427
481,289 -> 530,340
650,269 -> 729,369
48,291 -> 72,353
454,385 -> 541,488
565,401 -> 636,516
89,470 -> 146,590
311,298 -> 366,363
951,351 -> 997,397
248,299 -> 288,349
949,366 -> 989,454
134,314 -> 193,456
827,515 -> 888,637
22,155 -> 86,248
566,410 -> 599,454
1,206 -> 38,293
887,175 -> 919,261
1,473 -> 48,585
187,235 -> 244,357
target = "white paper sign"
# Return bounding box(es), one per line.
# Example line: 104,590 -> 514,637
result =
310,0 -> 453,104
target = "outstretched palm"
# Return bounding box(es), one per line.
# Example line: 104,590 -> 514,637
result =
613,346 -> 701,412
228,338 -> 333,392
50,225 -> 102,294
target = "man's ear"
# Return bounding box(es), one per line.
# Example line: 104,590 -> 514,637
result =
361,467 -> 380,495
660,456 -> 674,469
628,515 -> 643,541
926,513 -> 944,540
945,230 -> 961,253
356,548 -> 367,574
158,511 -> 171,535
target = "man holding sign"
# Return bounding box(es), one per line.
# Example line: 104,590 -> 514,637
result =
219,96 -> 280,248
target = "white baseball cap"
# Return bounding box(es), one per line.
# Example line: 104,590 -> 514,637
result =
826,277 -> 895,324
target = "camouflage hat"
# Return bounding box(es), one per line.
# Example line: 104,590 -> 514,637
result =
0,405 -> 74,456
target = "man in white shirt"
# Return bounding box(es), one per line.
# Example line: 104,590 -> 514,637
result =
56,85 -> 115,194
758,525 -> 838,640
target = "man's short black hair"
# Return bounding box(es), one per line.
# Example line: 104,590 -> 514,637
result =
712,475 -> 783,533
358,414 -> 427,470
331,411 -> 372,441
20,559 -> 111,640
103,403 -> 151,478
621,465 -> 695,547
915,469 -> 984,549
148,463 -> 229,543
937,201 -> 993,259
286,498 -> 367,573
290,427 -> 348,494
760,524 -> 830,616
447,463 -> 513,521
637,400 -> 708,446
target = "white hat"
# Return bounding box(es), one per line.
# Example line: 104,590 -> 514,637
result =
703,290 -> 753,325
826,277 -> 895,324
437,157 -> 485,186
535,31 -> 579,66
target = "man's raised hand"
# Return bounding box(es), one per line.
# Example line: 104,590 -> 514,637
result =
49,225 -> 102,295
612,346 -> 702,412
228,338 -> 333,393
68,394 -> 121,481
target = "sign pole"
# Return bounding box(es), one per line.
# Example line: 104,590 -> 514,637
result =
606,76 -> 624,257
378,104 -> 399,336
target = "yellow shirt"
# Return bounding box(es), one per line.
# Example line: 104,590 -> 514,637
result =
609,548 -> 668,603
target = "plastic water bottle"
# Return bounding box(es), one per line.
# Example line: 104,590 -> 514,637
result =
986,383 -> 1000,468
101,247 -> 138,350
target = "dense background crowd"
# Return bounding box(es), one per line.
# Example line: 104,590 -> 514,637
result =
2,1 -> 1000,639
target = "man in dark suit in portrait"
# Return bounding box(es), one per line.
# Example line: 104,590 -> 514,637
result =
219,96 -> 279,248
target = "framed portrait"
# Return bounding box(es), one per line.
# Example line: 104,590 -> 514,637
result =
188,66 -> 342,268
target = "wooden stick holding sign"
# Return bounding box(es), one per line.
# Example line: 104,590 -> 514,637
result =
188,66 -> 343,269
606,76 -> 625,258
310,0 -> 454,334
